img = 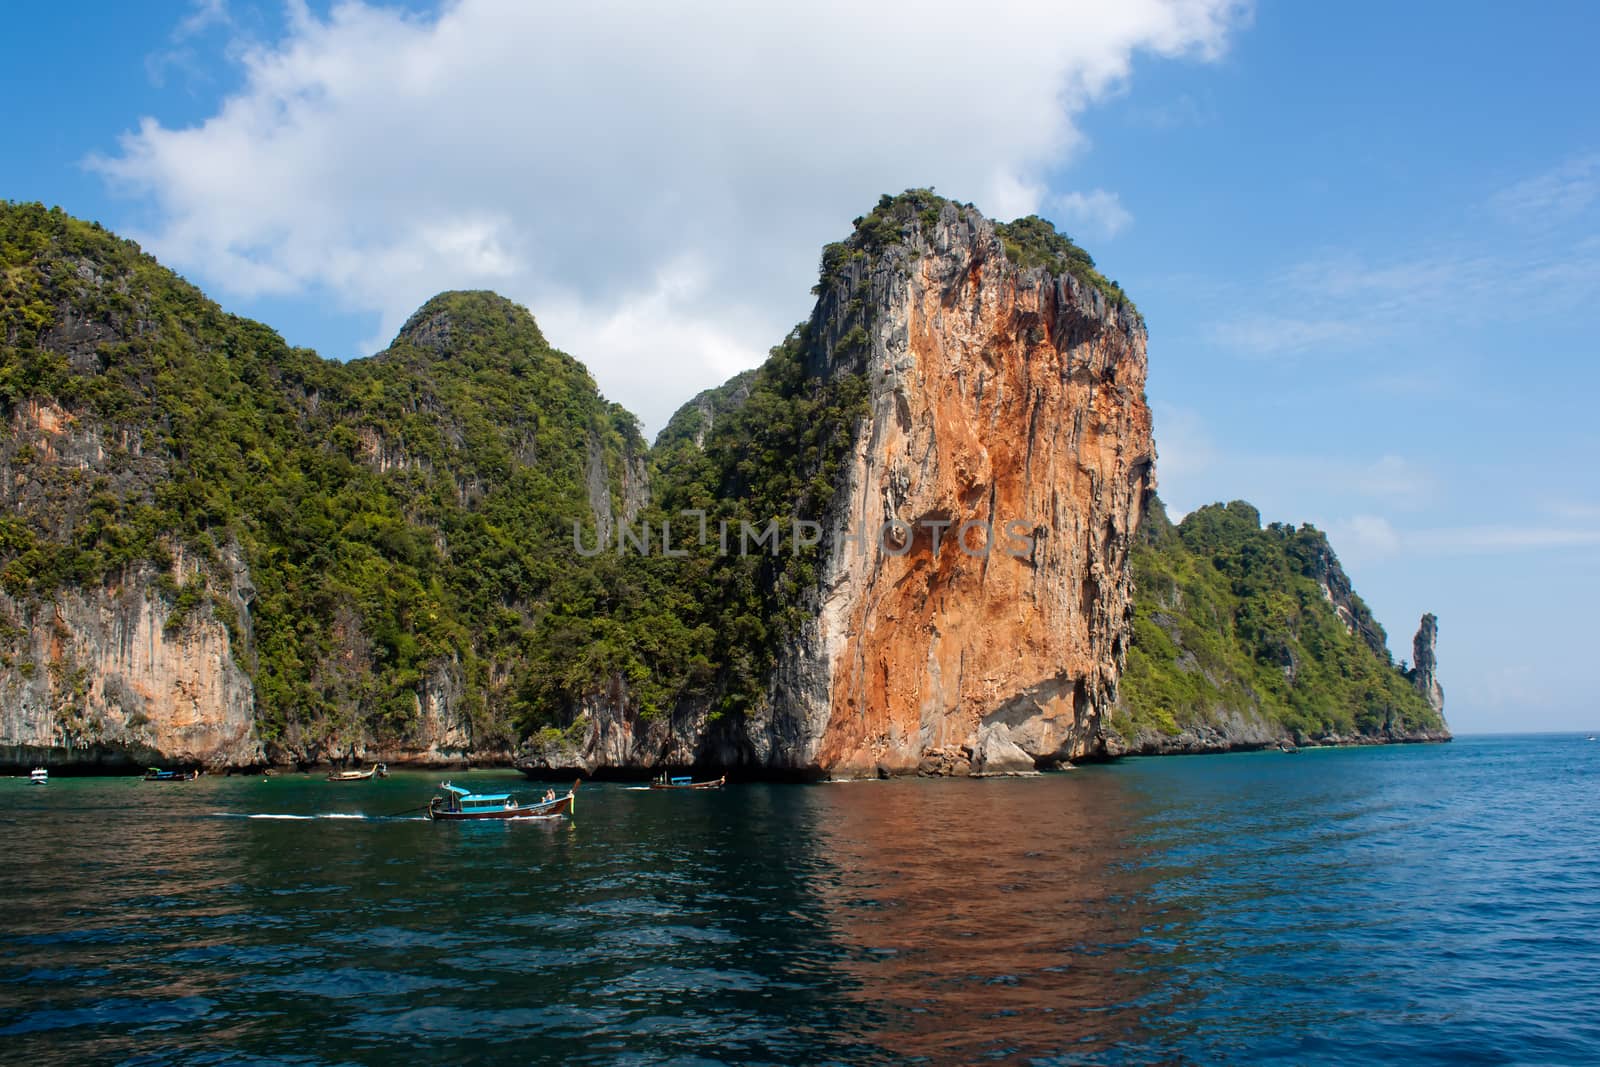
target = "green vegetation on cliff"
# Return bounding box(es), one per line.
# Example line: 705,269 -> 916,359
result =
813,189 -> 1133,311
1,198 -> 1434,762
0,202 -> 654,755
645,327 -> 869,720
1116,498 -> 1443,746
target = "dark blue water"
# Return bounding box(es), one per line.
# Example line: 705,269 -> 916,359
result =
2,735 -> 1598,1064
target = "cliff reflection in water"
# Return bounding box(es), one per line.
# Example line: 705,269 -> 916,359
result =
804,771 -> 1178,1060
2,770 -> 1192,1064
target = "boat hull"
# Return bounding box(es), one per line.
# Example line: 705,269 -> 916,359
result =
428,794 -> 574,821
649,777 -> 726,790
327,763 -> 386,782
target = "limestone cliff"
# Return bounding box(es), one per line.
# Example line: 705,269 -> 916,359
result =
1407,613 -> 1445,717
3,198 -> 1443,776
770,198 -> 1153,775
0,551 -> 260,772
0,389 -> 260,771
556,192 -> 1154,777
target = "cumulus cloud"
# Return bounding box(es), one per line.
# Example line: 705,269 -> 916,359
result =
92,0 -> 1245,433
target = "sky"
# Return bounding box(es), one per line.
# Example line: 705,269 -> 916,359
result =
4,1 -> 1598,733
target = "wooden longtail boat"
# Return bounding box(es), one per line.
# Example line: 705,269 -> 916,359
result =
428,780 -> 578,821
649,774 -> 726,790
143,767 -> 199,782
326,762 -> 387,782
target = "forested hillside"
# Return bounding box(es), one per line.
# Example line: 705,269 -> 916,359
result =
0,203 -> 656,759
0,198 -> 1443,770
1113,499 -> 1446,752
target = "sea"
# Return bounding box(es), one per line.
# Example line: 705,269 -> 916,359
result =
2,734 -> 1597,1065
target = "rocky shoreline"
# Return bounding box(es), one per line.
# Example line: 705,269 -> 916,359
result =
4,726 -> 1453,778
1098,728 -> 1453,760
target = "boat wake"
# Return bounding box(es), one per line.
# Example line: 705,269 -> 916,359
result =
208,812 -> 426,821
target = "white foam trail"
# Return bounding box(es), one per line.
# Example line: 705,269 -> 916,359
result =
211,811 -> 396,821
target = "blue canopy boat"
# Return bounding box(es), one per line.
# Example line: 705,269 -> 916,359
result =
649,773 -> 725,790
428,780 -> 577,821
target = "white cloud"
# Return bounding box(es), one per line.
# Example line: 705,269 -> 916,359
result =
1411,525 -> 1600,553
1053,188 -> 1134,239
92,0 -> 1246,434
1354,455 -> 1431,501
1211,312 -> 1377,355
1327,515 -> 1401,561
1491,154 -> 1600,225
1207,160 -> 1600,360
145,0 -> 236,89
1329,516 -> 1600,561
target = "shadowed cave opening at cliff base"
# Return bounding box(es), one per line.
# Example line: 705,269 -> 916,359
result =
0,190 -> 1446,778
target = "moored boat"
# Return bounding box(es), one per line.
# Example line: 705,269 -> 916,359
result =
649,773 -> 726,790
143,767 -> 199,782
428,780 -> 578,821
326,762 -> 387,782
29,767 -> 47,785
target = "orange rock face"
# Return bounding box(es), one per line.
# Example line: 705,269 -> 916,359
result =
778,206 -> 1154,776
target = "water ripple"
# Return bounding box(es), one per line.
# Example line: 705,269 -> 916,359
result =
3,740 -> 1600,1063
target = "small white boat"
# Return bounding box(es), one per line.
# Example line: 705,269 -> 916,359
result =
326,762 -> 388,782
29,767 -> 48,785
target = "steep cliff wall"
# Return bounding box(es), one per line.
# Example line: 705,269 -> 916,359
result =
769,199 -> 1153,775
0,381 -> 259,770
0,550 -> 260,772
585,192 -> 1155,778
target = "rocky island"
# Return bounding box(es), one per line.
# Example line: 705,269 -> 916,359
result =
0,193 -> 1447,776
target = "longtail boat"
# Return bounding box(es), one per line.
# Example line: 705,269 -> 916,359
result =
428,780 -> 578,821
326,762 -> 387,782
649,773 -> 726,790
143,767 -> 199,782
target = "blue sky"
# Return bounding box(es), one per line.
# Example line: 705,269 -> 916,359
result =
4,1 -> 1598,733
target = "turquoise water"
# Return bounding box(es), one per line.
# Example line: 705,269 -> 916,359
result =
2,735 -> 1598,1064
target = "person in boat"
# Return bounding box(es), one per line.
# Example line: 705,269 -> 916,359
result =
543,788 -> 555,803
